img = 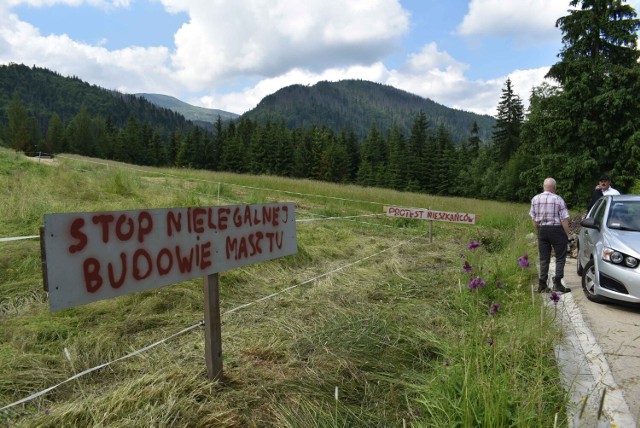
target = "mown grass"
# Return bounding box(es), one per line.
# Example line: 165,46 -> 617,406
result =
0,148 -> 567,427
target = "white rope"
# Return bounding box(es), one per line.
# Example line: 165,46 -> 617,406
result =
55,155 -> 390,207
0,233 -> 426,412
2,214 -> 392,244
296,214 -> 380,222
0,236 -> 39,242
0,322 -> 203,412
225,233 -> 425,314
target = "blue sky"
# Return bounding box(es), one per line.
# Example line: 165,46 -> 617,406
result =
2,0 -> 639,116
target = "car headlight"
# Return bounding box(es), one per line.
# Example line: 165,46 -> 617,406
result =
602,247 -> 639,268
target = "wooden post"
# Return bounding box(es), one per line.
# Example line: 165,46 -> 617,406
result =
429,220 -> 433,243
204,273 -> 223,381
40,226 -> 48,292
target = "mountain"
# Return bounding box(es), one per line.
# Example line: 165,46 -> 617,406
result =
0,63 -> 197,137
1,64 -> 494,147
241,79 -> 496,144
136,93 -> 239,126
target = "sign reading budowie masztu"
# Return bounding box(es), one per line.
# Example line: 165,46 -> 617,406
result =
43,203 -> 297,312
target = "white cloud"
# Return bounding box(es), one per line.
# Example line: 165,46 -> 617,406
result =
1,0 -> 606,118
165,0 -> 409,88
457,0 -> 569,43
197,63 -> 392,115
4,0 -> 131,8
0,9 -> 174,92
197,41 -> 515,117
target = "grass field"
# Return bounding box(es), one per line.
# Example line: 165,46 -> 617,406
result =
0,148 -> 567,427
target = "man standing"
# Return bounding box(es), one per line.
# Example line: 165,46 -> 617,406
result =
588,174 -> 620,210
529,178 -> 571,293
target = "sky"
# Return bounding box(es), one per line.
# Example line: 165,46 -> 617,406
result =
1,0 -> 639,117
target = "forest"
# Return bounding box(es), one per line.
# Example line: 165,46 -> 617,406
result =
2,0 -> 639,208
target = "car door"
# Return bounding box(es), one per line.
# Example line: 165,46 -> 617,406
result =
580,197 -> 608,263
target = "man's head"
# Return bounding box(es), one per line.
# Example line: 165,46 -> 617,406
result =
543,178 -> 557,192
599,174 -> 611,190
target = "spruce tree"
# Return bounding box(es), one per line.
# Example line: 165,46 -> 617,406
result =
6,91 -> 30,152
547,0 -> 640,192
491,78 -> 524,164
45,112 -> 64,155
406,111 -> 429,191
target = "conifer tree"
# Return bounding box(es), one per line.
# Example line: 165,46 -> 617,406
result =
386,122 -> 407,191
546,0 -> 640,192
45,112 -> 64,154
292,129 -> 313,178
406,111 -> 429,191
273,122 -> 294,177
433,123 -> 456,195
491,78 -> 524,164
6,91 -> 30,152
520,0 -> 640,203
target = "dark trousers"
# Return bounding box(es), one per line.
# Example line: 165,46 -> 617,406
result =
537,226 -> 568,282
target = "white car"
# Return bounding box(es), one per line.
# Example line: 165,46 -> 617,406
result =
577,195 -> 640,304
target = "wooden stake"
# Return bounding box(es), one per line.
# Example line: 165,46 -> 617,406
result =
40,226 -> 48,292
204,273 -> 223,381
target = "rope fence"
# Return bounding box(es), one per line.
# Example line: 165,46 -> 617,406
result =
0,233 -> 426,412
1,154 -> 431,415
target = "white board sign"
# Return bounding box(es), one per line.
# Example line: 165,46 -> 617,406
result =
43,203 -> 297,312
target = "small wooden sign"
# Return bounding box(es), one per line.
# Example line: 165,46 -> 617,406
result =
384,206 -> 476,224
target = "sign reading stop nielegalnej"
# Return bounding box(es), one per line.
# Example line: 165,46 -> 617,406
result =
43,203 -> 297,312
384,206 -> 476,224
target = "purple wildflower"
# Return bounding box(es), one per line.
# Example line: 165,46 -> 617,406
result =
487,338 -> 494,346
550,291 -> 561,305
463,261 -> 474,274
467,240 -> 482,250
517,253 -> 530,268
490,302 -> 500,315
496,280 -> 504,289
468,276 -> 486,290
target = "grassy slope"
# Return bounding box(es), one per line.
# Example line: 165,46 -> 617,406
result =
0,148 -> 566,427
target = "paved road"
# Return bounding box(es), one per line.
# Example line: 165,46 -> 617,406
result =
556,257 -> 640,427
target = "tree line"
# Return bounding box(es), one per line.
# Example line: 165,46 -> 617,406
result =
2,0 -> 639,209
1,93 -> 492,198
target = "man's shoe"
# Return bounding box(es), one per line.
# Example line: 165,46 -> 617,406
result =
553,284 -> 571,293
537,279 -> 550,293
552,277 -> 571,293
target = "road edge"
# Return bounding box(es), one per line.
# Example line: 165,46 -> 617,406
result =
553,270 -> 636,427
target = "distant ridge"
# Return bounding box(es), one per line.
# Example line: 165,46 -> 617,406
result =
241,79 -> 496,144
136,93 -> 239,125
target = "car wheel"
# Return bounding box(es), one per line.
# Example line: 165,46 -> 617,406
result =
582,260 -> 605,303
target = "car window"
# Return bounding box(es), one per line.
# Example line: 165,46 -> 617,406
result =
587,198 -> 604,219
592,199 -> 606,223
607,201 -> 640,231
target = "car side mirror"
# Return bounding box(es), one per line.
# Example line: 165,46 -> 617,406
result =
580,217 -> 600,230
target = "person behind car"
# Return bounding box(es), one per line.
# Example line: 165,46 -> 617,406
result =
530,177 -> 571,293
588,174 -> 620,210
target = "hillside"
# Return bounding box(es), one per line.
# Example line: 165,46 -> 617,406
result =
242,79 -> 496,143
136,93 -> 239,125
1,64 -> 494,147
0,63 -> 198,137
